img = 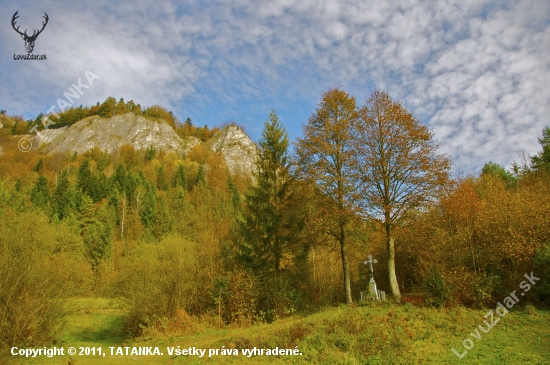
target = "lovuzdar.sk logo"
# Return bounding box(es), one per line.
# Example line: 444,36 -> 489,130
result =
12,10 -> 48,60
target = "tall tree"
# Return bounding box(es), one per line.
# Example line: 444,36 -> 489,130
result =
531,126 -> 550,172
351,90 -> 451,302
53,170 -> 78,220
295,88 -> 358,304
174,164 -> 187,190
30,175 -> 51,214
241,110 -> 292,274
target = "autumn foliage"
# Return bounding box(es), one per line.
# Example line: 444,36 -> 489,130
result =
0,92 -> 548,353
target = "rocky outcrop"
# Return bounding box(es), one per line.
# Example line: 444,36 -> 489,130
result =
36,113 -> 185,155
204,125 -> 258,176
29,113 -> 258,177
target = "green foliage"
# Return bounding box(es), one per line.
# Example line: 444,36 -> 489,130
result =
534,242 -> 550,303
78,195 -> 114,269
53,170 -> 79,220
98,96 -> 117,118
531,126 -> 550,172
139,178 -> 157,229
241,110 -> 292,274
0,204 -> 89,353
422,270 -> 451,307
145,145 -> 157,161
154,196 -> 173,239
481,161 -> 517,187
195,164 -> 207,187
173,163 -> 187,190
34,157 -> 43,172
30,174 -> 51,214
117,235 -> 201,336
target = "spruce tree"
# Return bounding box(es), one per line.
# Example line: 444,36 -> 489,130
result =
78,159 -> 92,195
174,164 -> 187,190
195,164 -> 207,187
241,110 -> 291,274
34,158 -> 43,173
30,175 -> 51,214
531,126 -> 550,172
53,170 -> 78,220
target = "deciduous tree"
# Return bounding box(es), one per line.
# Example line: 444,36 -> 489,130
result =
295,88 -> 358,304
351,90 -> 451,302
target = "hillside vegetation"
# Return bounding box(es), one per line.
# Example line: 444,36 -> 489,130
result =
0,88 -> 549,363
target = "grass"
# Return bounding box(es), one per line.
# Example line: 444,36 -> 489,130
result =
8,299 -> 550,364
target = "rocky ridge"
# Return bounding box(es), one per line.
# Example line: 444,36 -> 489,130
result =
31,113 -> 258,176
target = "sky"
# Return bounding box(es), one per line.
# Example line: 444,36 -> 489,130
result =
1,0 -> 549,173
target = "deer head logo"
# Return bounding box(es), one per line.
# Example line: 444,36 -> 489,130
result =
12,11 -> 49,54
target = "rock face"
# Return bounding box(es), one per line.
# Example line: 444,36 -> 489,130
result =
36,113 -> 185,155
30,113 -> 258,177
205,125 -> 258,176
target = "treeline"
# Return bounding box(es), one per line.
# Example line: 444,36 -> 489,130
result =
1,97 -> 219,142
0,89 -> 549,352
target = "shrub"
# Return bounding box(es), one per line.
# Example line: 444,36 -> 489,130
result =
0,208 -> 89,354
534,243 -> 550,303
117,235 -> 201,337
423,270 -> 452,307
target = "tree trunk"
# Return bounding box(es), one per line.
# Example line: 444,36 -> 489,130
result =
386,226 -> 401,302
340,224 -> 353,304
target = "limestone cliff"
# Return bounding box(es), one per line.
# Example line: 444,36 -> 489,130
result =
204,125 -> 258,176
30,113 -> 258,176
36,113 -> 185,155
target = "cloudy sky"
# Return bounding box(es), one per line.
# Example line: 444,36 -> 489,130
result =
1,0 -> 549,173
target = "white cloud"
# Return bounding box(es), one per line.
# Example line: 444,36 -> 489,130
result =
0,0 -> 548,172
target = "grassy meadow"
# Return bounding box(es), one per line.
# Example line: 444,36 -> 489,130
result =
9,298 -> 550,365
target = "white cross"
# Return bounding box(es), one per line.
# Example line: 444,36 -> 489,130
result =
364,255 -> 377,275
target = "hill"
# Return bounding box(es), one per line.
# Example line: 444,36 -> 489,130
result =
28,113 -> 257,176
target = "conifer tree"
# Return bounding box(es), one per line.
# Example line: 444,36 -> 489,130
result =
78,159 -> 92,195
30,175 -> 51,214
195,164 -> 207,187
531,126 -> 550,172
140,179 -> 157,230
34,158 -> 43,173
157,165 -> 168,191
53,170 -> 78,220
241,110 -> 292,274
174,164 -> 187,190
154,196 -> 173,239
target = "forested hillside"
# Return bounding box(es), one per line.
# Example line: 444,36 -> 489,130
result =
0,89 -> 549,358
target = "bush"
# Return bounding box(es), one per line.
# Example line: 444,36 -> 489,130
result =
0,208 -> 89,354
423,270 -> 452,307
116,235 -> 201,337
534,243 -> 550,303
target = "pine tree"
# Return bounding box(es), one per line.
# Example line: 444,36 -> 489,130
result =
78,159 -> 92,195
531,126 -> 550,172
195,164 -> 207,187
241,110 -> 292,274
53,170 -> 78,220
174,164 -> 187,190
98,96 -> 117,118
154,196 -> 173,239
140,179 -> 157,230
30,175 -> 51,214
34,158 -> 43,173
157,165 -> 168,191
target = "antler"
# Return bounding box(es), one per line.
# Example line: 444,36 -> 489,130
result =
32,13 -> 49,38
11,11 -> 49,40
11,11 -> 27,37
